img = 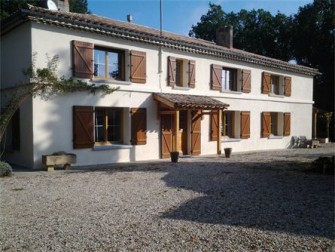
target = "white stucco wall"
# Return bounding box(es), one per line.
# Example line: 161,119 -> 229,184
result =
1,22 -> 34,167
3,22 -> 314,168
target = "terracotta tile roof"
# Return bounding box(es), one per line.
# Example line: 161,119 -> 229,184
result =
1,5 -> 319,76
153,93 -> 229,110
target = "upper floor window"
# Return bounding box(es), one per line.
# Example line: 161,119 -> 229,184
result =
94,48 -> 125,81
168,56 -> 195,88
262,72 -> 291,96
211,64 -> 251,93
72,40 -> 146,84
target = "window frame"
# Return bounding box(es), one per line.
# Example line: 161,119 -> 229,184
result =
221,67 -> 237,91
94,107 -> 123,145
93,46 -> 126,81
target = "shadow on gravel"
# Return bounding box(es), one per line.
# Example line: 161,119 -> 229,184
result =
160,161 -> 335,239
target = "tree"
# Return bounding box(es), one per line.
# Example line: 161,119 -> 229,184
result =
0,54 -> 117,145
0,0 -> 89,20
189,4 -> 293,61
291,0 -> 334,112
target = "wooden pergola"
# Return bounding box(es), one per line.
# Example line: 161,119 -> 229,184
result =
154,93 -> 229,155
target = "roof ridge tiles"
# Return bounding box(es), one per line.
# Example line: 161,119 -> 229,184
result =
1,5 -> 320,76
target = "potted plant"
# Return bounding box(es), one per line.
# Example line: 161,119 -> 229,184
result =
224,148 -> 232,158
170,151 -> 179,163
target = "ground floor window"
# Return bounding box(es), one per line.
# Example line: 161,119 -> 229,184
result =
73,106 -> 147,149
95,108 -> 122,144
262,112 -> 291,137
210,110 -> 250,140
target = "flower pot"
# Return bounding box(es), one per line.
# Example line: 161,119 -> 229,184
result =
170,151 -> 179,163
224,148 -> 232,158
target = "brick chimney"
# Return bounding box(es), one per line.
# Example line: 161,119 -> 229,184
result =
57,0 -> 69,12
216,26 -> 233,48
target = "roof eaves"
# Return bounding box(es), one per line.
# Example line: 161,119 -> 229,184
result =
2,6 -> 320,77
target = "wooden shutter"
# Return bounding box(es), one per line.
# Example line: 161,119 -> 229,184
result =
73,106 -> 94,149
72,40 -> 94,79
211,64 -> 222,90
241,69 -> 251,93
131,108 -> 147,145
210,110 -> 218,141
191,110 -> 201,155
130,50 -> 146,84
262,72 -> 271,94
188,60 -> 196,88
240,111 -> 250,139
168,56 -> 176,87
284,112 -> 291,136
12,109 -> 20,150
284,76 -> 292,97
261,112 -> 271,138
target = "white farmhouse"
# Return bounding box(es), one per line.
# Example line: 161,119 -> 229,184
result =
1,3 -> 319,169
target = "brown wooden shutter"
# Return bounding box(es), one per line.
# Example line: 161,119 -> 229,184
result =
261,112 -> 271,138
130,50 -> 146,84
241,69 -> 251,93
211,64 -> 222,90
73,106 -> 94,149
191,110 -> 201,155
131,108 -> 147,145
240,111 -> 250,139
188,60 -> 196,88
284,112 -> 291,136
72,40 -> 94,79
210,110 -> 218,141
262,72 -> 271,94
12,109 -> 20,150
168,56 -> 176,87
284,76 -> 292,97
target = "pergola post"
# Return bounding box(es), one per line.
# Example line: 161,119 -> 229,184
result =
217,109 -> 222,154
174,109 -> 180,152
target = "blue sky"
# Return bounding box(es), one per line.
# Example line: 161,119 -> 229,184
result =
88,0 -> 313,35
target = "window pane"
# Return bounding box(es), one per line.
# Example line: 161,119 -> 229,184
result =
271,76 -> 280,94
222,69 -> 234,90
107,110 -> 121,142
222,112 -> 234,137
95,110 -> 105,142
108,52 -> 121,79
271,113 -> 278,135
94,50 -> 106,77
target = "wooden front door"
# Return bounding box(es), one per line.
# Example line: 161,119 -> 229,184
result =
191,110 -> 201,155
161,114 -> 174,158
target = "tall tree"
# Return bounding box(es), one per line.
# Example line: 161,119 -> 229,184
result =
291,0 -> 334,112
189,4 -> 293,61
0,0 -> 89,20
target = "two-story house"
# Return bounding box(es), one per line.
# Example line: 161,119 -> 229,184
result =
1,4 -> 319,169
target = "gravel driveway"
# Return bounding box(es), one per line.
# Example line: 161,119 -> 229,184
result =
1,145 -> 334,251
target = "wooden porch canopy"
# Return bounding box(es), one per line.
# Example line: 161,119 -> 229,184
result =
153,93 -> 229,110
154,93 -> 229,155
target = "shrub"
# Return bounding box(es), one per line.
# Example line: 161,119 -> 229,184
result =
311,156 -> 334,175
0,161 -> 13,177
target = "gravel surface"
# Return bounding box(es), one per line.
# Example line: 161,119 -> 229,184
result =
1,144 -> 334,251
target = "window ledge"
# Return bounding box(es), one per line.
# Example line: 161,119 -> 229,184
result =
268,135 -> 284,139
222,138 -> 241,142
269,93 -> 285,98
173,86 -> 190,91
221,90 -> 242,94
92,79 -> 132,86
93,144 -> 133,151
